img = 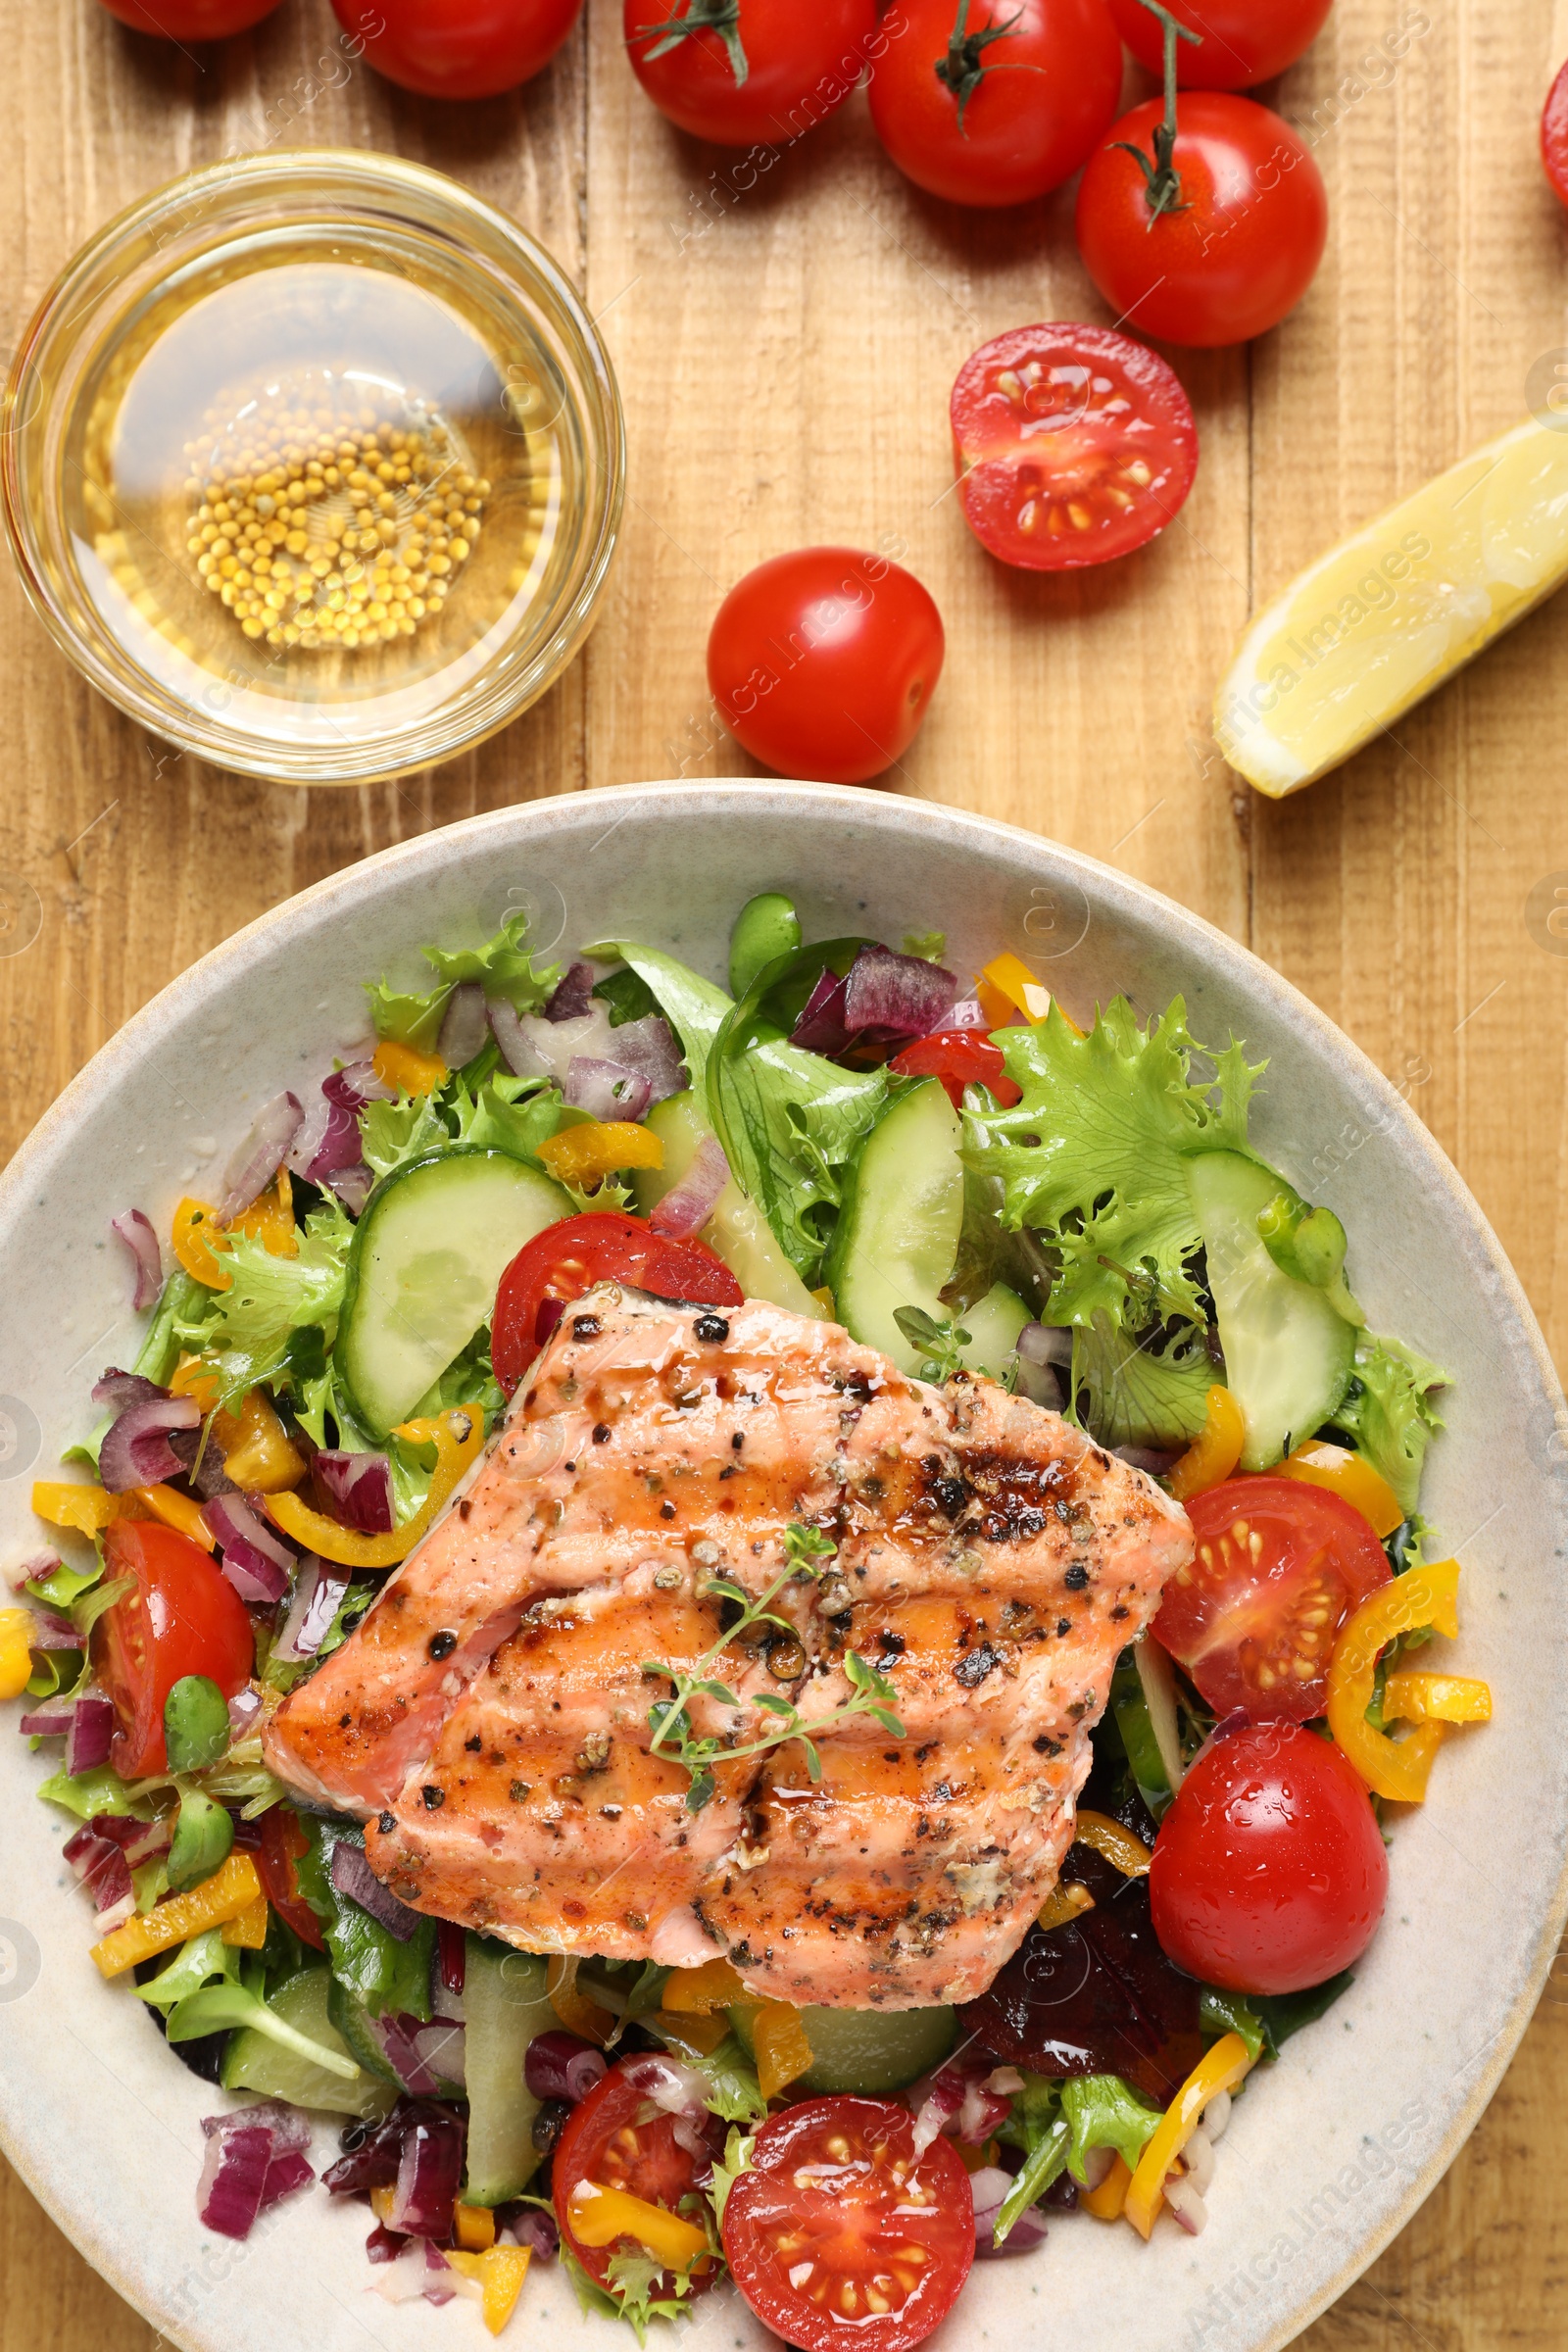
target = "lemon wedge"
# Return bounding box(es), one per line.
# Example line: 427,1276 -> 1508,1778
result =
1214,417 -> 1568,795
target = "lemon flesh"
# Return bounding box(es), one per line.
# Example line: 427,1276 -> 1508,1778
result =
1214,418 -> 1568,796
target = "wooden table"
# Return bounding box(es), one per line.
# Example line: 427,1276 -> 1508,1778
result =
3,1 -> 1566,2343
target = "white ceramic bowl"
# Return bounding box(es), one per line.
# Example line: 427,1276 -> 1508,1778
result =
2,782 -> 1565,2352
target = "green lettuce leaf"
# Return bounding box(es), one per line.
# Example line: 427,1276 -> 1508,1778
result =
561,2247 -> 694,2346
360,1091 -> 451,1179
295,1819 -> 435,2020
1069,1312 -> 1213,1448
1059,2075 -> 1162,2184
368,912 -> 563,1052
35,1762 -> 155,1822
181,1200 -> 354,1399
1202,1972 -> 1353,2059
709,2127 -> 755,2228
1331,1336 -> 1447,1514
583,941 -> 731,1091
995,2117 -> 1069,2245
665,2033 -> 765,2124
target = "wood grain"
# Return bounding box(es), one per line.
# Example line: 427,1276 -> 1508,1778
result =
2,2 -> 1565,2346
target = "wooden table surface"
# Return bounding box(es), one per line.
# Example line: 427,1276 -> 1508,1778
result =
4,0 -> 1567,2344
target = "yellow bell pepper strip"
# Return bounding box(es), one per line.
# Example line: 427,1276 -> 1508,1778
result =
228,1168 -> 298,1259
976,952 -> 1086,1034
220,1389 -> 307,1494
172,1199 -> 231,1289
662,1956 -> 749,2014
444,2245 -> 531,2334
220,1895 -> 270,1949
0,1609 -> 35,1701
133,1484 -> 215,1551
1326,1556 -> 1463,1803
91,1853 -> 264,1977
566,2181 -> 710,2274
267,1406 -> 483,1569
1081,2153 -> 1132,2221
753,2000 -> 813,2101
171,1355 -> 222,1412
373,1037 -> 448,1098
537,1123 -> 664,1188
454,2203 -> 498,2252
546,1954 -> 615,2047
1278,1439 -> 1403,1540
1166,1386 -> 1246,1503
1383,1668 -> 1493,1726
31,1480 -> 141,1538
1037,1881 -> 1095,1935
652,2010 -> 729,2058
1074,1811 -> 1152,1877
1125,2033 -> 1254,2240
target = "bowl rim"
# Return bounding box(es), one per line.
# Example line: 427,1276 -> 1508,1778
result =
2,777 -> 1565,2352
0,145 -> 626,785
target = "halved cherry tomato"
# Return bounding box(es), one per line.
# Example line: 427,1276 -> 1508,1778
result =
553,2056 -> 716,2294
1108,0 -> 1333,89
1544,58 -> 1568,211
97,0 -> 282,32
329,0 -> 582,101
1152,1476 -> 1391,1722
256,1804 -> 327,1951
950,325 -> 1199,571
888,1029 -> 1021,1110
491,1211 -> 743,1393
624,0 -> 876,148
1150,1721 -> 1388,1994
91,1521 -> 255,1780
721,2096 -> 973,2352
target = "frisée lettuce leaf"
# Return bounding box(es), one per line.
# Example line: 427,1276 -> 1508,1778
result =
368,910 -> 563,1053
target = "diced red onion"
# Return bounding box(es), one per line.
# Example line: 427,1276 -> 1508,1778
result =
486,996 -> 547,1077
1114,1445 -> 1184,1476
272,1554 -> 350,1665
263,2149 -> 315,2207
599,1013 -> 685,1104
64,1825 -> 134,1918
7,1550 -> 62,1592
26,1608 -> 82,1651
19,1704 -> 75,1738
90,1367 -> 168,1411
90,1811 -> 172,1867
985,2066 -> 1025,2095
311,1449 -> 394,1535
437,982 -> 489,1069
970,2167 -> 1047,2258
563,1056 -> 653,1122
94,1889 -> 137,1936
218,1093 -> 305,1226
227,1688 -> 264,1741
956,2074 -> 1012,2145
422,2242 -> 458,2305
907,2065 -> 966,2157
789,968 -> 850,1055
198,2106 -> 313,2240
1182,2125 -> 1216,2196
844,944 -> 958,1041
437,1921 -> 466,1999
330,1164 -> 374,1217
1163,2172 -> 1208,2234
945,998 -> 991,1031
207,1495 -> 296,1604
412,2020 -> 466,2092
524,2031 -> 609,2106
67,1693 -> 116,1775
372,2242 -> 427,2303
1080,2146 -> 1115,2191
544,962 -> 596,1022
327,1061 -> 395,1114
323,2106 -> 415,2196
330,1840 -> 421,1942
98,1394 -> 201,1494
508,2207 -> 560,2261
111,1211 -> 164,1311
388,2114 -> 466,2237
1201,2088 -> 1233,2143
649,1137 -> 730,1240
1016,1323 -> 1072,1369
366,2222 -> 407,2266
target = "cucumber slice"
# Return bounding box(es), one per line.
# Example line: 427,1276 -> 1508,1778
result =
221,1967 -> 394,2119
956,1282 -> 1031,1379
635,1092 -> 823,1318
825,1079 -> 964,1376
729,2001 -> 956,2094
463,1940 -> 557,2206
327,1978 -> 400,2085
1186,1150 -> 1356,1472
337,1148 -> 572,1438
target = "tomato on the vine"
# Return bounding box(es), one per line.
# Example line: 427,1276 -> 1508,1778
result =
708,548 -> 946,784
91,1521 -> 255,1780
491,1211 -> 743,1392
329,0 -> 583,98
1150,1721 -> 1389,1995
1075,92 -> 1328,346
1108,0 -> 1333,90
888,1028 -> 1021,1107
721,2096 -> 974,2352
97,0 -> 282,33
866,0 -> 1123,210
624,0 -> 877,148
553,2057 -> 717,2295
1152,1476 -> 1391,1722
950,324 -> 1198,570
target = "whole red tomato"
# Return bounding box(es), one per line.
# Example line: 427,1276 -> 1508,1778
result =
328,0 -> 582,99
97,0 -> 282,33
1108,0 -> 1333,89
1150,1721 -> 1389,1996
708,548 -> 945,786
867,0 -> 1123,209
1075,92 -> 1328,346
91,1520 -> 255,1780
1544,58 -> 1568,210
624,0 -> 878,148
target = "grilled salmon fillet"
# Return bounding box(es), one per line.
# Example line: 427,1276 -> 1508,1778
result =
264,1286 -> 1192,2006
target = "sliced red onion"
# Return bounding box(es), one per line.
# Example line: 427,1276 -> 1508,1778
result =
1016,1323 -> 1073,1369
508,2207 -> 560,2261
311,1449 -> 394,1535
600,1013 -> 685,1104
26,1608 -> 82,1651
1182,2124 -> 1216,2196
844,945 -> 958,1041
956,2074 -> 1012,2145
111,1211 -> 164,1311
649,1136 -> 730,1240
330,1840 -> 421,1941
64,1824 -> 134,1917
971,2167 -> 1048,2258
272,1554 -> 350,1666
437,1920 -> 466,1999
7,1550 -> 63,1592
437,982 -> 489,1069
198,2106 -> 314,2240
486,996 -> 548,1077
544,962 -> 596,1022
422,2243 -> 458,2305
98,1394 -> 201,1494
388,2114 -> 466,2237
563,1056 -> 653,1122
218,1093 -> 305,1225
91,1811 -> 172,1867
68,1693 -> 116,1775
330,1163 -> 374,1218
789,967 -> 851,1055
366,2222 -> 407,2266
1114,1445 -> 1184,1476
327,1061 -> 395,1114
524,2031 -> 609,2106
323,2106 -> 416,2196
263,2148 -> 315,2206
168,1424 -> 240,1502
20,1704 -> 76,1739
411,2020 -> 466,2092
227,1688 -> 264,1741
207,1494 -> 296,1604
1163,2172 -> 1208,2235
91,1367 -> 168,1411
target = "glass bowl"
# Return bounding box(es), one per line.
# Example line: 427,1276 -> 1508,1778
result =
0,150 -> 624,786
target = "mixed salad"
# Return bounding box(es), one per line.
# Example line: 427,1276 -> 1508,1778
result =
3,893 -> 1491,2350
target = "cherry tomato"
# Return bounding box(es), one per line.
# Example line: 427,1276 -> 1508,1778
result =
1150,1720 -> 1389,1995
866,0 -> 1123,209
625,0 -> 876,148
950,324 -> 1198,571
491,1211 -> 744,1392
328,0 -> 582,100
257,1805 -> 327,1950
97,0 -> 281,32
708,548 -> 945,785
91,1521 -> 255,1780
1108,0 -> 1333,90
722,2096 -> 973,2352
1075,94 -> 1328,346
553,2056 -> 715,2294
1544,59 -> 1568,211
1153,1476 -> 1392,1723
888,1028 -> 1022,1108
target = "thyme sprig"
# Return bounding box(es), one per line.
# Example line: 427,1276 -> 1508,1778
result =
642,1524 -> 906,1813
895,1304 -> 973,1382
